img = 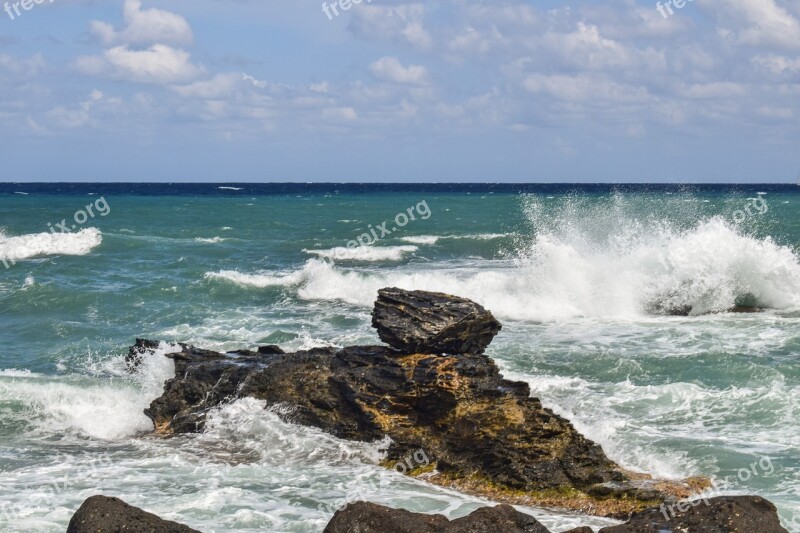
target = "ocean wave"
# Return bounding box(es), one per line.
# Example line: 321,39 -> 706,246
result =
303,245 -> 417,262
195,236 -> 227,244
400,234 -> 509,245
0,343 -> 176,440
206,201 -> 800,321
205,269 -> 307,288
0,228 -> 102,263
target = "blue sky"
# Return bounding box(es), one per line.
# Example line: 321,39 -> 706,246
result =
0,0 -> 799,182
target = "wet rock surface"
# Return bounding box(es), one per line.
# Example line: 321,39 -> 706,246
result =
371,287 -> 502,355
323,502 -> 549,533
143,341 -> 654,516
67,495 -> 201,533
598,496 -> 787,533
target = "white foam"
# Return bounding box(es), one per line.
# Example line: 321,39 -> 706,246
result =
400,236 -> 441,245
195,237 -> 226,244
400,234 -> 508,245
303,245 -> 417,262
0,343 -> 176,440
218,186 -> 243,191
0,228 -> 102,263
206,198 -> 800,321
205,269 -> 307,288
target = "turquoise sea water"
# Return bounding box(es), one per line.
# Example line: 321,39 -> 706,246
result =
1,184 -> 799,532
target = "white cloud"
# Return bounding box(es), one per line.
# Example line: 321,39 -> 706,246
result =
713,0 -> 800,49
90,0 -> 193,46
523,73 -> 650,104
77,45 -> 204,85
369,56 -> 429,85
349,4 -> 432,50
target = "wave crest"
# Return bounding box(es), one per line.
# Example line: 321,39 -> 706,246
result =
0,228 -> 102,263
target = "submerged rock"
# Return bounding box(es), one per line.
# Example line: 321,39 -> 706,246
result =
323,502 -> 550,533
67,495 -> 201,533
371,287 -> 502,355
598,496 -> 787,533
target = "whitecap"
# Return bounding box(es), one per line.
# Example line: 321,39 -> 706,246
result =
0,228 -> 102,263
303,246 -> 417,262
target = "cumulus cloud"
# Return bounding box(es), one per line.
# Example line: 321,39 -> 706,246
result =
90,0 -> 193,46
369,56 -> 429,85
712,0 -> 800,49
76,45 -> 204,85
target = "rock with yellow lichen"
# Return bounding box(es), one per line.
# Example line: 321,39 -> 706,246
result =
140,289 -> 709,519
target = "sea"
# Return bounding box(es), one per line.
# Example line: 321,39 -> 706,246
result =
0,183 -> 798,532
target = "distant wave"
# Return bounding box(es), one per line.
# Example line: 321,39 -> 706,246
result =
205,269 -> 307,288
194,236 -> 227,244
400,234 -> 509,245
218,187 -> 243,191
303,245 -> 417,262
0,228 -> 102,263
14,192 -> 28,196
400,236 -> 441,245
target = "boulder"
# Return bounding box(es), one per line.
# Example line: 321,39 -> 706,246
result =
67,495 -> 201,533
599,496 -> 787,533
323,502 -> 550,533
140,340 -> 695,518
371,288 -> 502,355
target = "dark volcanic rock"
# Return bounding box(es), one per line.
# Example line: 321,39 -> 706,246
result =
323,502 -> 550,533
141,340 -> 683,517
67,495 -> 201,533
371,288 -> 502,355
599,496 -> 787,533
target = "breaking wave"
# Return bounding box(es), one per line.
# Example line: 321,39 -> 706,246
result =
206,196 -> 800,321
0,228 -> 102,263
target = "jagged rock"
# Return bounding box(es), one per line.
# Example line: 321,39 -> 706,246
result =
126,338 -> 161,368
371,288 -> 502,355
140,339 -> 694,517
599,496 -> 787,533
66,495 -> 201,533
322,502 -> 550,533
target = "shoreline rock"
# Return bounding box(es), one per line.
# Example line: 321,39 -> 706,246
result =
66,495 -> 201,533
66,495 -> 788,533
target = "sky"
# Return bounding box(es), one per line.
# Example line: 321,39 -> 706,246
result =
0,0 -> 799,183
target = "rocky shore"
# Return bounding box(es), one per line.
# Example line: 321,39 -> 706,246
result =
68,288 -> 788,532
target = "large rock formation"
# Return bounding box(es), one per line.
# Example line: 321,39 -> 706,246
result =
138,290 -> 706,518
323,502 -> 549,533
372,288 -> 502,355
66,495 -> 201,533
